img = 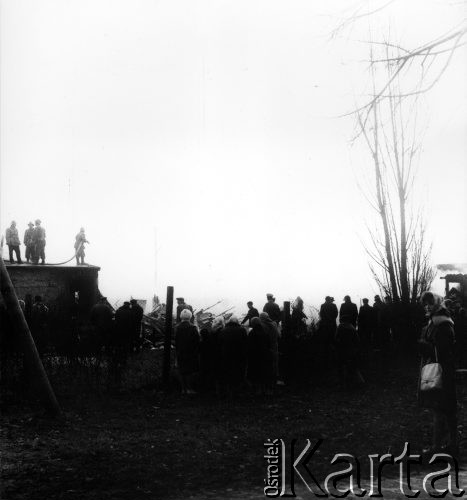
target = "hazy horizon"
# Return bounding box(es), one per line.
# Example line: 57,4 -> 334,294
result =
1,0 -> 466,314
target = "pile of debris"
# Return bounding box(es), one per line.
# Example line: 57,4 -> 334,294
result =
141,298 -> 236,347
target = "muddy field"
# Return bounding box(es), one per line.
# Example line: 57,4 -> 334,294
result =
1,359 -> 466,499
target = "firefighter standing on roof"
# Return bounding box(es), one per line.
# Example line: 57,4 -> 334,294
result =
32,219 -> 46,265
75,227 -> 89,265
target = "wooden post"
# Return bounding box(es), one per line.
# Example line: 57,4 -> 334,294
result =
163,285 -> 174,387
0,257 -> 60,416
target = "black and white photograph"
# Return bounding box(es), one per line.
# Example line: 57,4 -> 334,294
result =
1,1 -> 466,498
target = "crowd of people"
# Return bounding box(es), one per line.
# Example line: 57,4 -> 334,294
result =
2,284 -> 466,456
172,292 -> 467,396
172,290 -> 465,457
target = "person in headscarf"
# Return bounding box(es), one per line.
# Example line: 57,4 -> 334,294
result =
247,316 -> 271,395
260,312 -> 280,393
282,297 -> 307,384
175,309 -> 200,394
418,291 -> 458,456
219,315 -> 248,396
291,297 -> 307,337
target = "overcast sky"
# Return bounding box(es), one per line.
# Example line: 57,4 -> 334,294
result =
1,0 -> 466,313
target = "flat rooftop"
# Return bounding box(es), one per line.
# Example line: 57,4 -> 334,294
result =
4,261 -> 100,271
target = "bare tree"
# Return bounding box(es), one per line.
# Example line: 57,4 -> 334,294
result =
356,47 -> 435,302
333,1 -> 467,117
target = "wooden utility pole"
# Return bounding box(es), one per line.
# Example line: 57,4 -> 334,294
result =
163,285 -> 174,387
0,257 -> 60,415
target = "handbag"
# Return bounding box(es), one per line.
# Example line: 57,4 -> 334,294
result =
420,346 -> 443,392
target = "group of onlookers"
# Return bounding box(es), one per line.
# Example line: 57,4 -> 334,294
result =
172,291 -> 467,397
89,298 -> 144,368
175,307 -> 281,395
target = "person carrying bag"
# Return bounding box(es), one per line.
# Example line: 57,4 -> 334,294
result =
419,345 -> 443,406
418,291 -> 457,456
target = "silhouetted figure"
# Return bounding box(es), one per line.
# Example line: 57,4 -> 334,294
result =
32,219 -> 46,264
318,296 -> 338,370
335,316 -> 364,389
247,316 -> 271,394
339,295 -> 358,327
320,296 -> 338,332
372,295 -> 384,348
74,227 -> 89,265
5,221 -> 22,264
90,297 -> 114,350
113,301 -> 132,379
357,298 -> 374,349
259,312 -> 280,394
418,291 -> 457,456
219,316 -> 248,395
200,316 -> 224,392
176,297 -> 194,323
175,309 -> 200,394
241,301 -> 259,326
263,294 -> 281,324
283,297 -> 307,384
291,297 -> 307,337
23,222 -> 35,263
129,299 -> 144,351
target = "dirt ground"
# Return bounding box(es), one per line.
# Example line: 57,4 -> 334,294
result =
1,360 -> 466,499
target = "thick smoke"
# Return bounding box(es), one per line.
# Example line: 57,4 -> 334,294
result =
436,263 -> 467,273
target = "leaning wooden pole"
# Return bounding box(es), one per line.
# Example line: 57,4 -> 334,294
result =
163,285 -> 174,388
0,257 -> 60,415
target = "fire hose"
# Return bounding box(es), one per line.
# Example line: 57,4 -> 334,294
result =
33,241 -> 87,266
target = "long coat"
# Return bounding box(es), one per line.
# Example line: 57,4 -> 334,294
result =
263,302 -> 281,323
175,321 -> 200,375
75,232 -> 88,257
418,310 -> 456,413
339,301 -> 358,327
23,228 -> 34,247
219,322 -> 248,385
5,227 -> 20,246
